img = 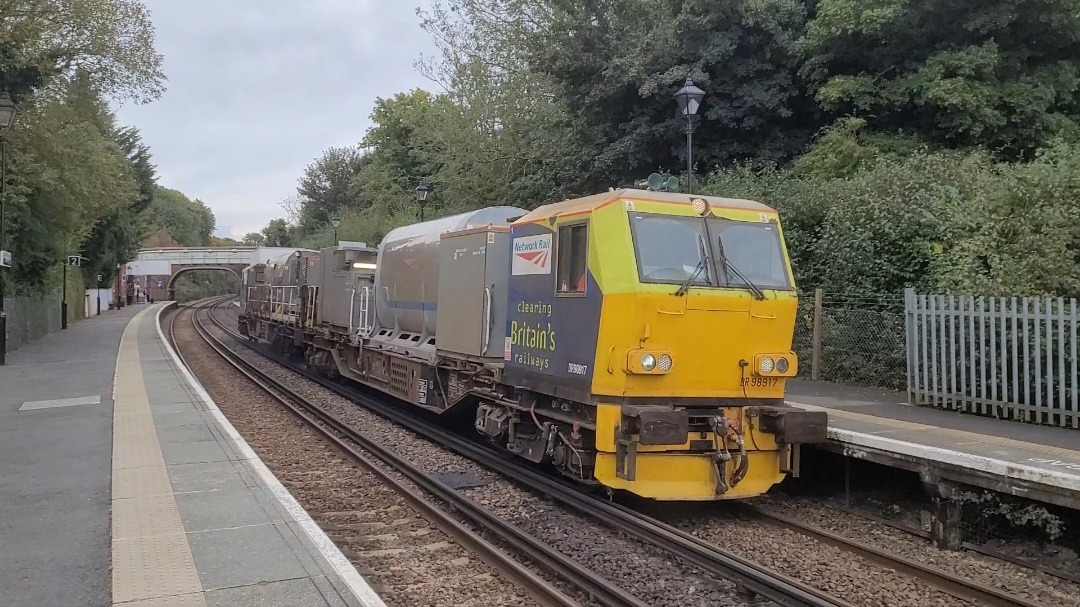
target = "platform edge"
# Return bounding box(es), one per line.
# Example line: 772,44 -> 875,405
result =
154,302 -> 387,607
789,400 -> 1080,493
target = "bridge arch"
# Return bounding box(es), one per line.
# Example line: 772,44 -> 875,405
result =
125,246 -> 304,303
166,265 -> 244,299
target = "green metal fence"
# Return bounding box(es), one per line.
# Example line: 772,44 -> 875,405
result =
905,289 -> 1079,429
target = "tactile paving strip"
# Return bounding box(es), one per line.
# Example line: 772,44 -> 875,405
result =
113,593 -> 206,607
113,466 -> 173,500
111,309 -> 207,607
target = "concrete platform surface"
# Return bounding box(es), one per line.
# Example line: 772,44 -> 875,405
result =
0,302 -> 386,607
788,380 -> 1080,508
109,303 -> 384,607
0,304 -> 143,607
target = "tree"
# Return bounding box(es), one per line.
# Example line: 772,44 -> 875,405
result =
80,123 -> 157,287
192,198 -> 215,244
278,0 -> 1080,307
5,75 -> 139,291
0,0 -> 166,295
295,146 -> 366,235
932,141 -> 1080,297
349,91 -> 446,220
801,0 -> 1080,158
517,0 -> 814,190
0,0 -> 166,103
242,232 -> 265,246
260,219 -> 294,247
141,187 -> 214,247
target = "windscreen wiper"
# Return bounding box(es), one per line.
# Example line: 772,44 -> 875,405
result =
675,235 -> 712,297
716,250 -> 765,300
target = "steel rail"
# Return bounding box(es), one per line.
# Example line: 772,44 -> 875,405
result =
830,501 -> 1080,586
742,505 -> 1054,607
187,300 -> 645,607
207,298 -> 1059,607
208,301 -> 852,607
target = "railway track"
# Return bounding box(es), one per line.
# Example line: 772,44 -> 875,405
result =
178,298 -> 642,607
806,499 -> 1080,586
173,296 -> 1071,607
740,505 -> 1055,607
193,297 -> 853,607
199,296 -> 1062,607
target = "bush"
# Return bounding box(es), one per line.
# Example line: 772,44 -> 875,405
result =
703,127 -> 1080,300
173,271 -> 240,303
935,140 -> 1080,298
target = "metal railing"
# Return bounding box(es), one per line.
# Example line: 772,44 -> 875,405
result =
269,285 -> 299,325
905,289 -> 1079,428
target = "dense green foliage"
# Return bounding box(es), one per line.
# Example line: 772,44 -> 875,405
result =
803,0 -> 1080,157
704,121 -> 1080,298
142,187 -> 216,247
0,1 -> 217,300
251,0 -> 1080,298
172,270 -> 239,303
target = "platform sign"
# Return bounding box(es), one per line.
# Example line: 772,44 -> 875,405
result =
0,250 -> 10,268
68,255 -> 81,267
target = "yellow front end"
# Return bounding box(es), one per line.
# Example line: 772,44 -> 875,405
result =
583,193 -> 813,500
592,404 -> 792,500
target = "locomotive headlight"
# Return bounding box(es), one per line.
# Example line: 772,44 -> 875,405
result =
754,352 -> 798,376
641,354 -> 657,371
658,354 -> 673,372
627,349 -> 672,374
776,357 -> 789,374
759,356 -> 775,374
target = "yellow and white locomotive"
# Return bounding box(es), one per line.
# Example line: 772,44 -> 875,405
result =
239,189 -> 827,500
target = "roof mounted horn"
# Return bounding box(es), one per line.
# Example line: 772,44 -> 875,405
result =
634,173 -> 681,192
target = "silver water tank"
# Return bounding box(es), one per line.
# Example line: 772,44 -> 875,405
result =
374,206 -> 526,336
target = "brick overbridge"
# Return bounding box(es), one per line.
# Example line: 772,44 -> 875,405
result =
125,247 -> 302,300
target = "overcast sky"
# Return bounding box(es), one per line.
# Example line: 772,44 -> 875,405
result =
115,0 -> 439,240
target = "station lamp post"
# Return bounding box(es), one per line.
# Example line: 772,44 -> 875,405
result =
0,91 -> 19,366
415,182 -> 431,222
674,76 -> 705,195
330,216 -> 340,244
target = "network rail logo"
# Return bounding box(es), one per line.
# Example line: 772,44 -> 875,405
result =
511,234 -> 552,275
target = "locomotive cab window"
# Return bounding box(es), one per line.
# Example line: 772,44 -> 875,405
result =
556,223 -> 588,295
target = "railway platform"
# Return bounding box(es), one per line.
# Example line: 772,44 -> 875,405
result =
787,380 -> 1080,519
0,302 -> 383,607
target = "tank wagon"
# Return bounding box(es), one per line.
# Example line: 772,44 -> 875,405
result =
239,190 -> 828,500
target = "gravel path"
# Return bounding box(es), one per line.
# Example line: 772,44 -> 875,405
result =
199,302 -> 1043,607
170,306 -> 539,607
758,495 -> 1080,607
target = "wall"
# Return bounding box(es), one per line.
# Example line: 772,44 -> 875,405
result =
1,268 -> 87,355
84,289 -> 113,318
3,296 -> 63,352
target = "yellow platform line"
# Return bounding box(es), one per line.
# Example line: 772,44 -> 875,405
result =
111,306 -> 206,607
